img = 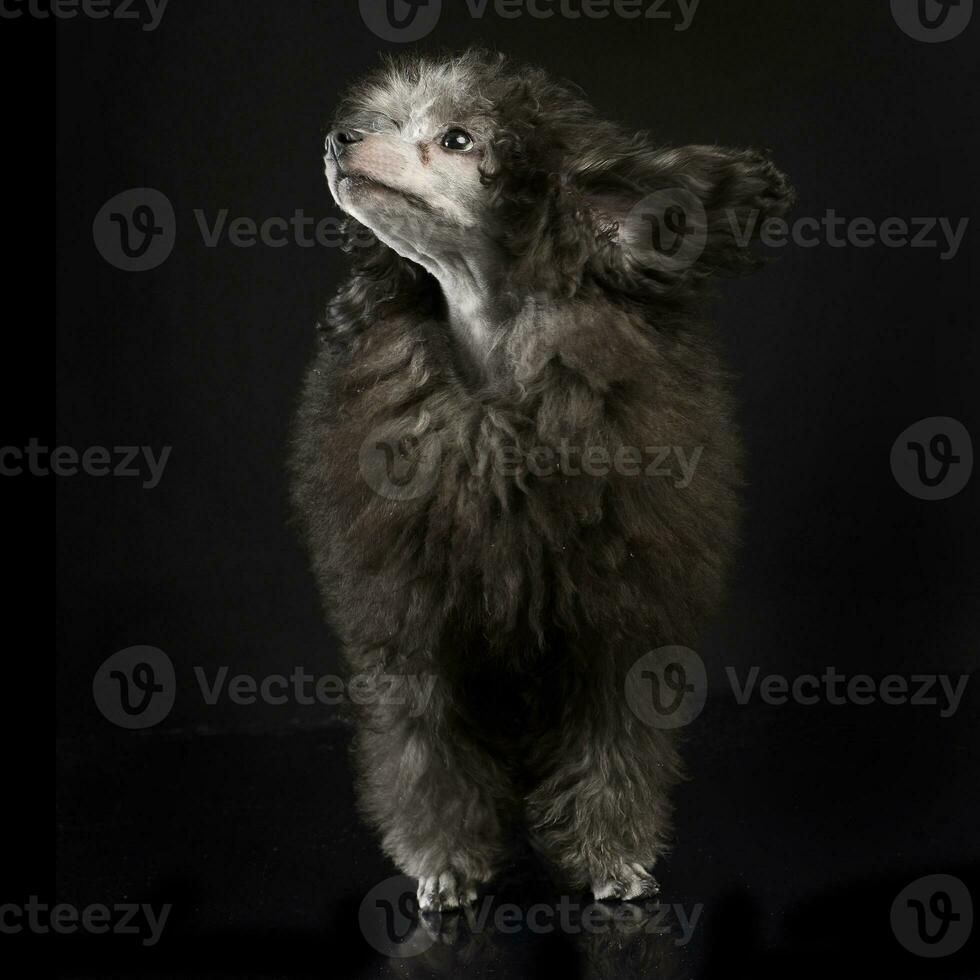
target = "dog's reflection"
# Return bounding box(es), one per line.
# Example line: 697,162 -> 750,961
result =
375,893 -> 689,979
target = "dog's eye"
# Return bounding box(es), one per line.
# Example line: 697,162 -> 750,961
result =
439,129 -> 474,152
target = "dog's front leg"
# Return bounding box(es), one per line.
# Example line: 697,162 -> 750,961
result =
526,670 -> 684,901
352,678 -> 512,912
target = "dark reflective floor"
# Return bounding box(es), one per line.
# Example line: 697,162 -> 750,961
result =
57,697 -> 979,978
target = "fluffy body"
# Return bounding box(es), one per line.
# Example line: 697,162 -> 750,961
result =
290,50 -> 792,910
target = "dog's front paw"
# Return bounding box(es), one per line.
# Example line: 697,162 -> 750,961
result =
591,862 -> 660,902
416,870 -> 480,912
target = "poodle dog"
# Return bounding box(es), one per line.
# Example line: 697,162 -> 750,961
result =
290,49 -> 792,911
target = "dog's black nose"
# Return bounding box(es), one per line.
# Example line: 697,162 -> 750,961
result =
326,129 -> 364,157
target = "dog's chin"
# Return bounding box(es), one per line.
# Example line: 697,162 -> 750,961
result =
335,171 -> 435,218
336,172 -> 403,204
334,176 -> 443,250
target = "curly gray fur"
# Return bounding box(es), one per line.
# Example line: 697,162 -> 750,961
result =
289,49 -> 793,908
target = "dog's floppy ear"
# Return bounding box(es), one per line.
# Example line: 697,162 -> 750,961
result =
579,144 -> 795,298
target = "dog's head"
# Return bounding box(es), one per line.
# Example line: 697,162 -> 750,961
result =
324,51 -> 515,289
324,50 -> 794,303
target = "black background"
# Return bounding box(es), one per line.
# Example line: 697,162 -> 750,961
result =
31,0 -> 980,976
